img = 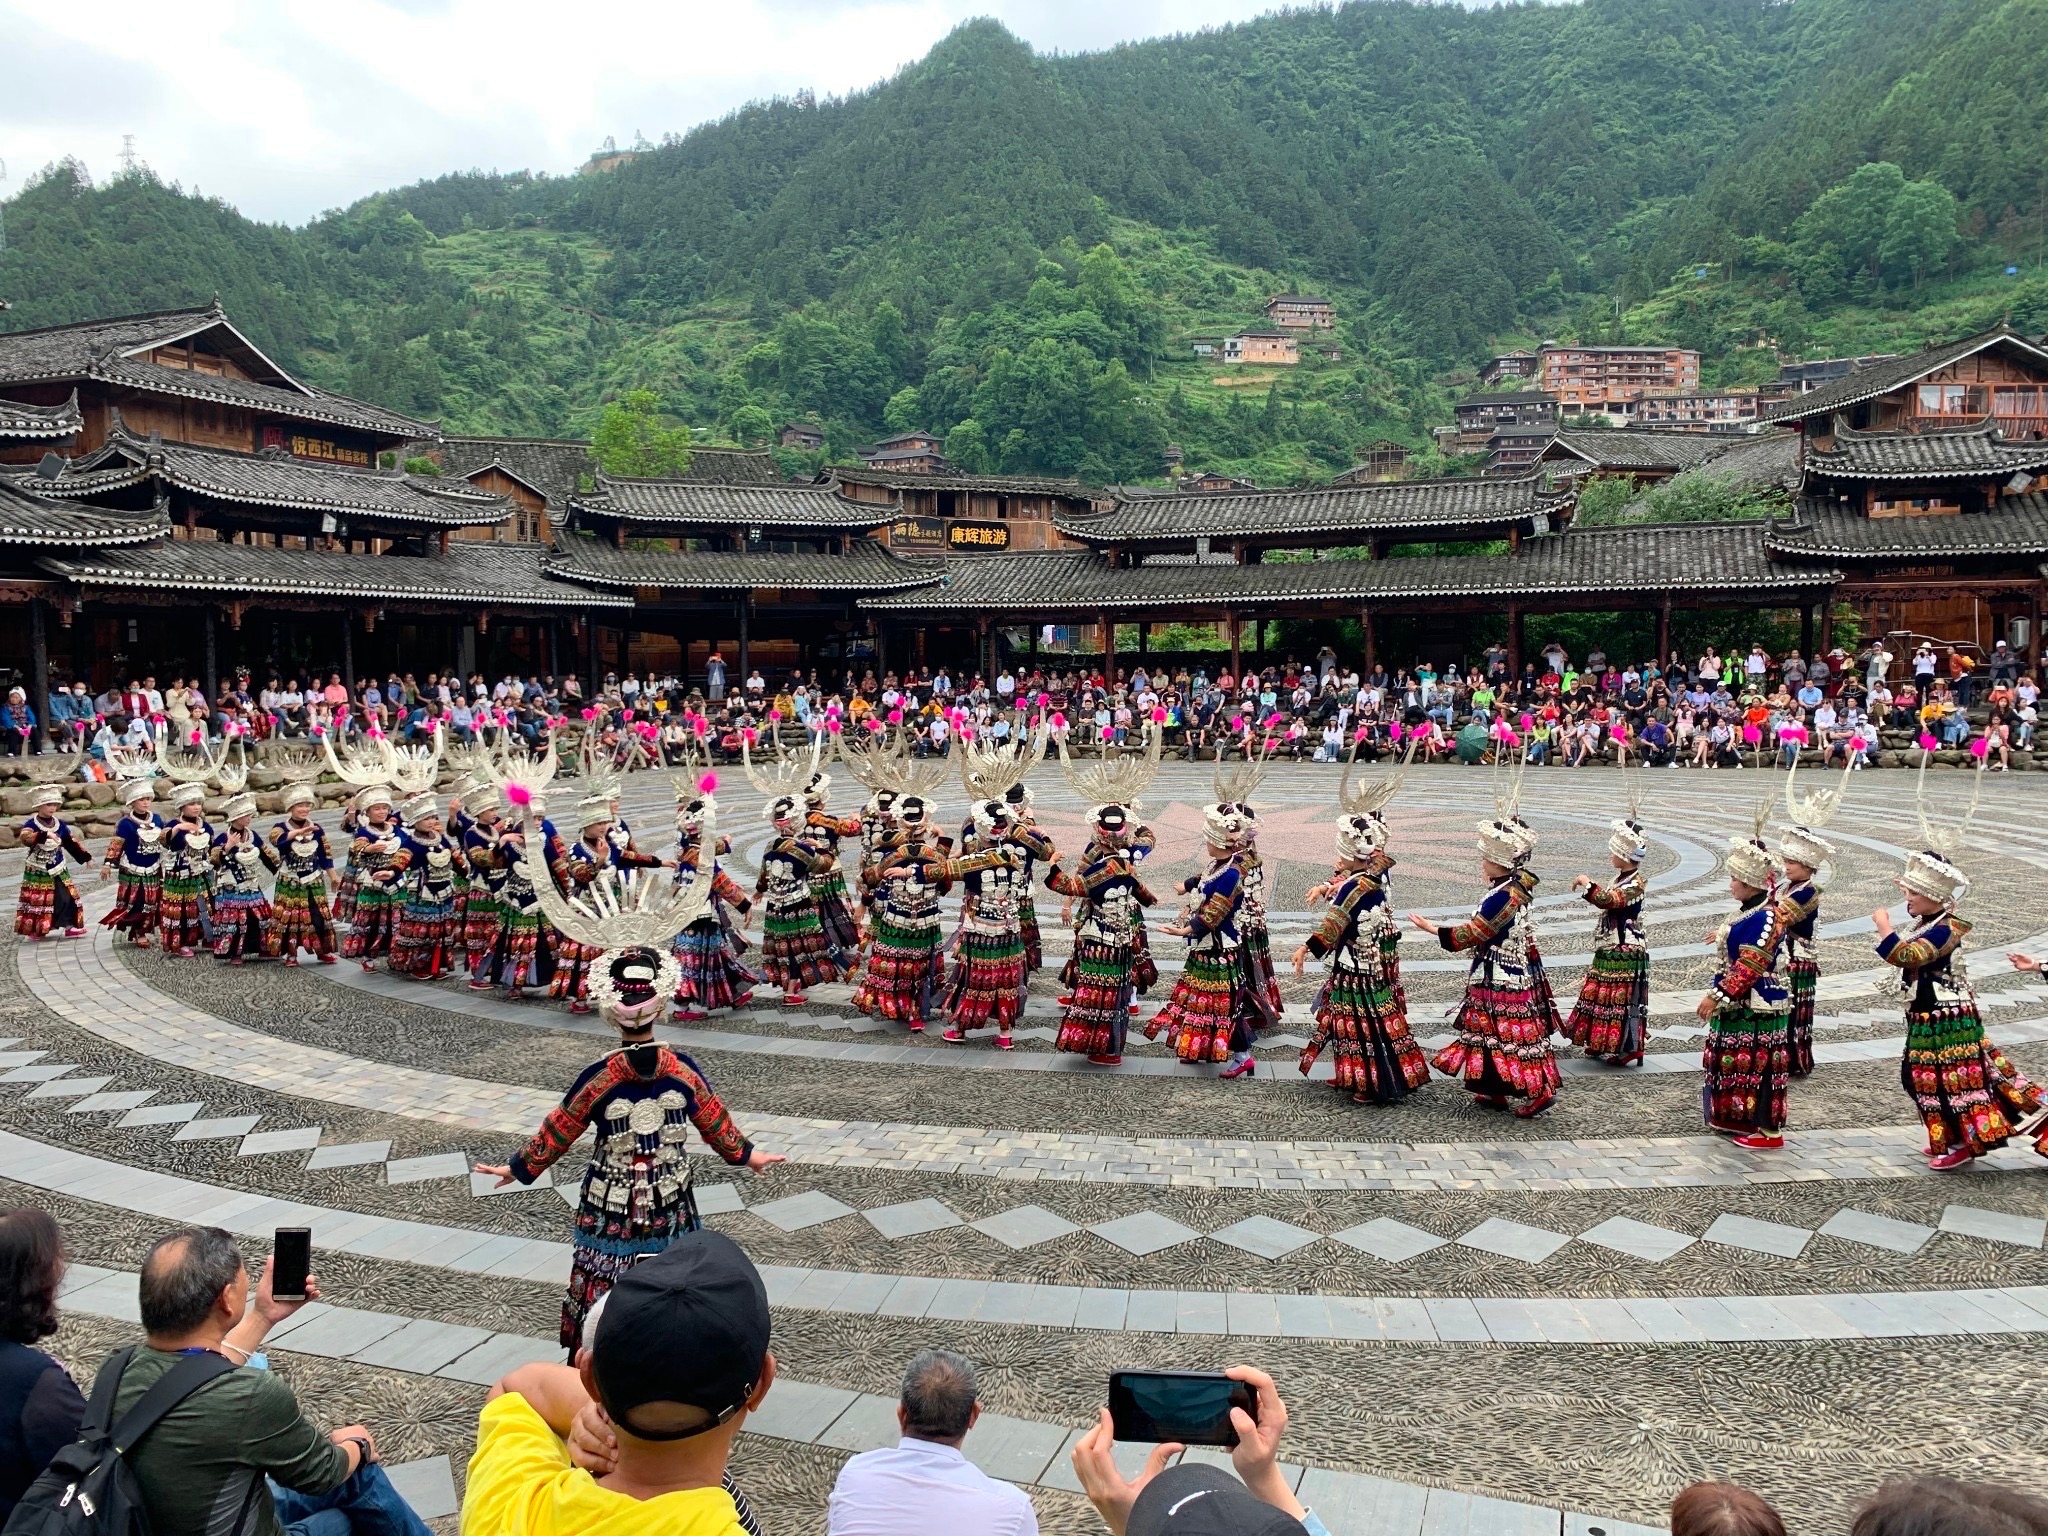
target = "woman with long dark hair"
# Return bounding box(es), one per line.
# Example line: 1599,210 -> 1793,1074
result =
0,1209 -> 85,1520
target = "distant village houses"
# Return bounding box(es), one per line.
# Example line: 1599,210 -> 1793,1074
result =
1330,441 -> 1412,485
778,421 -> 825,450
859,430 -> 950,474
1263,294 -> 1336,330
1538,343 -> 1701,416
1223,330 -> 1300,366
1480,350 -> 1540,386
1629,390 -> 1762,432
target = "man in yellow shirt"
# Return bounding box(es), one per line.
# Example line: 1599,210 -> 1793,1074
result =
462,1232 -> 775,1536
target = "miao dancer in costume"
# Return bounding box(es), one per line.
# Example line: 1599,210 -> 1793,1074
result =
101,780 -> 166,944
451,774 -> 505,973
156,783 -> 216,955
1697,819 -> 1791,1149
208,793 -> 279,964
391,793 -> 470,980
1297,737 -> 1428,1103
472,825 -> 783,1353
269,783 -> 338,965
1775,751 -> 1854,1077
939,799 -> 1032,1048
751,794 -> 841,1005
469,787 -> 556,998
799,767 -> 864,957
1565,810 -> 1651,1067
340,786 -> 406,968
1888,743 -> 2048,1168
1211,717 -> 1292,1031
854,795 -> 964,1032
954,711 -> 1057,977
551,795 -> 659,1012
670,775 -> 761,1020
15,784 -> 90,941
1421,729 -> 1561,1116
1147,803 -> 1260,1074
1046,721 -> 1166,1065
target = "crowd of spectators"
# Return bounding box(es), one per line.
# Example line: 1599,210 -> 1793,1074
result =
3,1207 -> 2046,1535
7,634 -> 2041,774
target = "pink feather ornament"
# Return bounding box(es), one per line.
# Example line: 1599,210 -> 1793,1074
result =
698,773 -> 718,793
1970,734 -> 1991,759
1741,724 -> 1761,745
504,782 -> 532,808
1151,707 -> 1168,724
1918,732 -> 1939,752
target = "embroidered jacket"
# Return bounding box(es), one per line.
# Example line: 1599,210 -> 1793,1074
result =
1711,894 -> 1788,1012
677,834 -> 752,928
1877,915 -> 1976,1015
397,829 -> 469,902
1180,859 -> 1246,953
161,817 -> 216,881
351,819 -> 406,890
1437,866 -> 1545,992
756,834 -> 829,910
19,816 -> 90,876
1046,854 -> 1155,947
270,818 -> 334,886
1306,869 -> 1391,976
211,829 -> 279,896
105,813 -> 165,875
1583,868 -> 1648,949
1775,880 -> 1821,963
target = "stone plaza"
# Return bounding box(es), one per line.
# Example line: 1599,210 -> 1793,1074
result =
4,761 -> 2047,1534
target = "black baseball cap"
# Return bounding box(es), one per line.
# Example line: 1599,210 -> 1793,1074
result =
1128,1465 -> 1310,1536
590,1231 -> 771,1441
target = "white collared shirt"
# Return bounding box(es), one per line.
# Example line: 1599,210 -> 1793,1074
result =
827,1436 -> 1038,1536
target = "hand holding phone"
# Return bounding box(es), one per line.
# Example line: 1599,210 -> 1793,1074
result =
1107,1369 -> 1256,1448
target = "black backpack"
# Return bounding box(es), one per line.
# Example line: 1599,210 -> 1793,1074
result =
3,1346 -> 235,1536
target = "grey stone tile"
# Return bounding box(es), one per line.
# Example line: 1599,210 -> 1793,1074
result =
816,1393 -> 902,1455
173,1115 -> 262,1143
1272,1293 -> 1333,1339
26,1075 -> 112,1101
1173,1290 -> 1230,1335
861,1198 -> 963,1239
1329,1217 -> 1448,1264
758,1266 -> 813,1306
750,1191 -> 858,1232
351,1319 -> 498,1374
827,1271 -> 903,1317
62,1274 -> 141,1323
0,1064 -> 80,1084
971,1205 -> 1079,1250
1451,1490 -> 1564,1536
1225,1290 -> 1284,1338
875,1275 -> 944,1319
1456,1217 -> 1573,1264
442,1235 -> 536,1276
436,1332 -> 559,1386
1422,1297 -> 1489,1342
961,1410 -> 1067,1485
1619,1297 -> 1709,1343
384,1456 -> 459,1522
67,1090 -> 157,1115
746,1379 -> 860,1443
1577,1216 -> 1696,1263
271,1307 -> 410,1359
385,1153 -> 472,1185
118,1101 -> 202,1128
306,1140 -> 392,1170
1297,1468 -> 1430,1532
1089,1212 -> 1202,1257
1819,1208 -> 1934,1255
1940,1204 -> 2046,1249
695,1183 -> 746,1215
1703,1212 -> 1812,1259
923,1279 -> 990,1323
238,1127 -> 323,1157
56,1264 -> 117,1297
1207,1215 -> 1320,1260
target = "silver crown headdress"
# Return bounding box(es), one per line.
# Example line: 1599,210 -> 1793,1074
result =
153,723 -> 230,786
386,721 -> 445,797
19,734 -> 86,786
1056,714 -> 1162,810
1213,710 -> 1294,805
321,722 -> 399,788
957,713 -> 1045,804
1337,727 -> 1420,817
834,719 -> 950,799
741,721 -> 824,798
1914,737 -> 1988,859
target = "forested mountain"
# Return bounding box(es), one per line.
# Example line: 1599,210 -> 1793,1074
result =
4,0 -> 2048,483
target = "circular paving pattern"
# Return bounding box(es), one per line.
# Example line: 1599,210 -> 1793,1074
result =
7,761 -> 2048,1535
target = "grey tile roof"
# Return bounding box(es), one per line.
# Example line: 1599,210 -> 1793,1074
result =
544,535 -> 938,593
1766,495 -> 2048,560
0,302 -> 433,439
671,448 -> 783,484
43,433 -> 511,528
1545,429 -> 1734,472
0,392 -> 82,440
1057,476 -> 1539,543
88,358 -> 433,439
38,537 -> 625,608
571,476 -> 892,528
1688,429 -> 1804,491
1802,421 -> 2048,479
862,523 -> 1831,612
1762,329 -> 2048,424
832,465 -> 1094,498
424,437 -> 595,506
0,475 -> 169,547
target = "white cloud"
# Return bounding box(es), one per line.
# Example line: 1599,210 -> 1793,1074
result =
0,0 -> 1316,224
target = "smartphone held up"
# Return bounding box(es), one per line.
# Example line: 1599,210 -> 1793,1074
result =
1107,1369 -> 1256,1448
271,1227 -> 312,1301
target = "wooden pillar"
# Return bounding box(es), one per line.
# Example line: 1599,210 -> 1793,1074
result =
1657,592 -> 1672,666
1506,604 -> 1523,678
202,608 -> 217,696
1360,607 -> 1375,676
737,597 -> 751,679
1229,612 -> 1243,678
548,618 -> 560,678
27,598 -> 49,744
1136,621 -> 1149,658
342,613 -> 356,693
1800,603 -> 1815,655
1100,611 -> 1115,680
1817,594 -> 1834,657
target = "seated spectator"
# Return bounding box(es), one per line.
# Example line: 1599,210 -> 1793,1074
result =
1671,1481 -> 1786,1536
1071,1366 -> 1330,1536
827,1349 -> 1035,1535
0,1209 -> 85,1521
465,1231 -> 772,1536
1851,1476 -> 2048,1536
123,1225 -> 428,1536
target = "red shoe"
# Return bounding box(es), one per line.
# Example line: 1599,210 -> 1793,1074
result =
782,993 -> 808,1007
176,946 -> 196,958
1732,1132 -> 1784,1150
941,1028 -> 966,1043
908,1021 -> 924,1033
673,1007 -> 707,1022
997,1034 -> 1014,1051
470,978 -> 493,991
1221,1058 -> 1256,1080
569,1000 -> 592,1014
1087,1053 -> 1122,1066
317,953 -> 336,965
132,937 -> 151,948
1056,995 -> 1074,1007
63,927 -> 86,939
361,960 -> 376,972
1927,1146 -> 1973,1170
231,957 -> 244,967
1513,1090 -> 1556,1118
507,986 -> 525,999
732,992 -> 756,1009
1612,1052 -> 1644,1068
283,956 -> 300,968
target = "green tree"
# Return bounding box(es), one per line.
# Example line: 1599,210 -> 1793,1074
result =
883,387 -> 924,433
592,389 -> 694,477
1879,179 -> 1959,290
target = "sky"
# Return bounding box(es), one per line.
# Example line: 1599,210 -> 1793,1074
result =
0,0 -> 1318,227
